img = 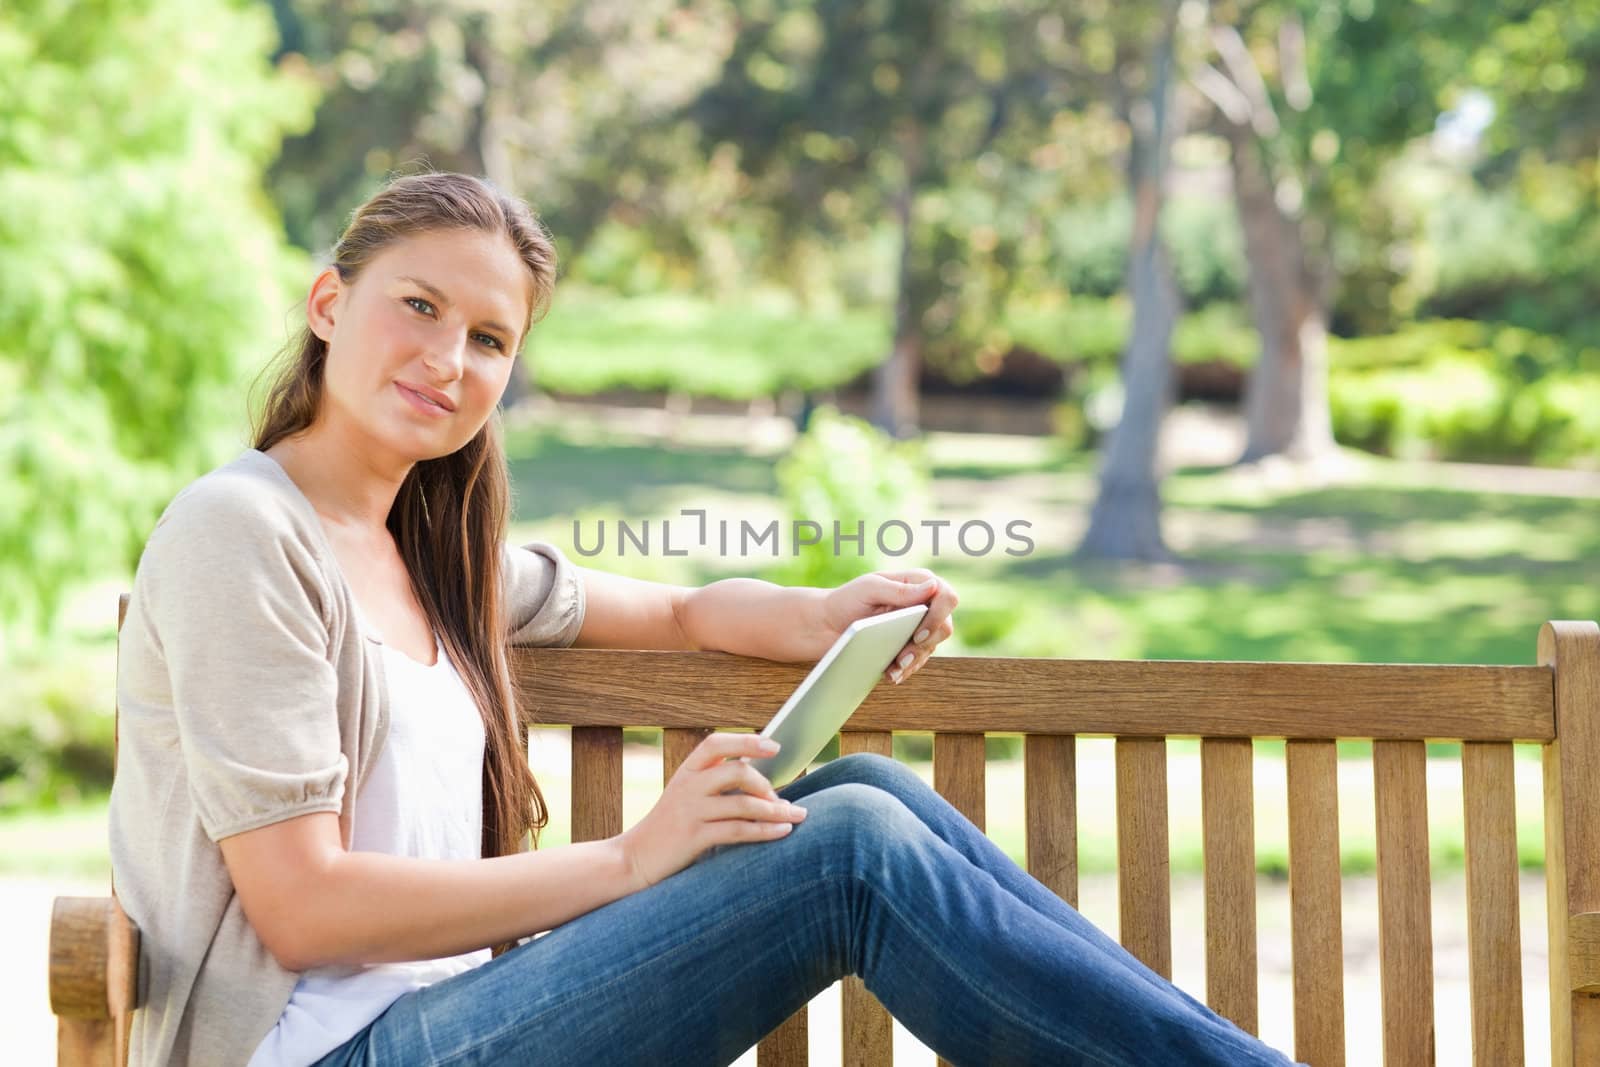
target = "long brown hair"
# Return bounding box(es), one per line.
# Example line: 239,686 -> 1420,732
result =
251,172 -> 558,882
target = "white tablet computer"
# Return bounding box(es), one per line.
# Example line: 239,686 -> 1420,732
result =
735,603 -> 930,789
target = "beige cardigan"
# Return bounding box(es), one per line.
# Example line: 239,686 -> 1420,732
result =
109,449 -> 586,1066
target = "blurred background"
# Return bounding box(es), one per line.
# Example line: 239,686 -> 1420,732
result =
3,0 -> 1597,1062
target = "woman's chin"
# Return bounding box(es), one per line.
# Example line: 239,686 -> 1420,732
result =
366,424 -> 458,467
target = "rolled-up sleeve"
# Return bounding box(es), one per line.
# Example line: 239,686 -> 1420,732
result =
502,539 -> 586,648
140,482 -> 347,842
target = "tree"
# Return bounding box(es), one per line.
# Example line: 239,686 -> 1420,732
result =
269,1 -> 732,253
683,0 -> 1072,437
266,1 -> 733,404
0,0 -> 313,644
1078,0 -> 1184,560
1195,15 -> 1333,462
1195,0 -> 1486,465
1460,2 -> 1600,345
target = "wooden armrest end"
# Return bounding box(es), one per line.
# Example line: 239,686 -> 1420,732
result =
1570,911 -> 1600,994
50,896 -> 141,1019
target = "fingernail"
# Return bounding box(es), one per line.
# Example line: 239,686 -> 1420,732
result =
761,739 -> 780,752
898,651 -> 914,668
914,629 -> 929,643
889,667 -> 902,683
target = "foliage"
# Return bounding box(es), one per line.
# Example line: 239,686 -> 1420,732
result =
528,289 -> 1599,467
680,0 -> 1129,389
0,638 -> 116,811
268,0 -> 735,257
1328,320 -> 1600,465
0,0 -> 314,642
531,285 -> 889,397
1009,297 -> 1259,371
768,407 -> 930,589
1045,194 -> 1249,308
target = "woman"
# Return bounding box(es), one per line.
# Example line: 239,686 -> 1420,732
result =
109,172 -> 1294,1066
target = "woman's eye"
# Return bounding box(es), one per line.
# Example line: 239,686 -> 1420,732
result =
404,296 -> 435,316
473,332 -> 504,351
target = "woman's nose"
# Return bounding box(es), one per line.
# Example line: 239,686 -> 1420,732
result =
423,334 -> 468,380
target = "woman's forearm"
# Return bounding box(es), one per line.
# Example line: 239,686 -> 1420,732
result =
280,836 -> 640,970
680,578 -> 830,662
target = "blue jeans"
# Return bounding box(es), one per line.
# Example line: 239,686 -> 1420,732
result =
314,752 -> 1297,1066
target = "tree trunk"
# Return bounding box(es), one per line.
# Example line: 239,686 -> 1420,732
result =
1079,5 -> 1182,561
1227,125 -> 1336,463
870,126 -> 923,439
1079,232 -> 1181,560
463,16 -> 532,412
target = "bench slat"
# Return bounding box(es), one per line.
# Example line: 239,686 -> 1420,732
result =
570,727 -> 622,843
1375,739 -> 1436,1065
663,727 -> 712,785
1116,737 -> 1171,978
57,1019 -> 115,1067
1286,740 -> 1345,1066
1462,741 -> 1525,1065
1202,738 -> 1257,1034
1025,734 -> 1077,908
756,1011 -> 807,1067
1540,620 -> 1600,1066
933,732 -> 985,1067
517,650 -> 1556,741
933,733 -> 986,831
840,732 -> 895,1067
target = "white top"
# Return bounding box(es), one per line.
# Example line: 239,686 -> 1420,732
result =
247,621 -> 490,1067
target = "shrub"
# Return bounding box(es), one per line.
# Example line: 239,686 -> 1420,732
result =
1327,320 -> 1600,465
767,407 -> 931,589
0,642 -> 117,811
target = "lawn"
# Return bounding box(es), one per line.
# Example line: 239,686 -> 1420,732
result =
504,413 -> 1599,668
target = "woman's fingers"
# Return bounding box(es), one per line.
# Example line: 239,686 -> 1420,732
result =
707,757 -> 781,801
888,613 -> 957,683
686,731 -> 779,773
714,819 -> 796,844
710,793 -> 807,825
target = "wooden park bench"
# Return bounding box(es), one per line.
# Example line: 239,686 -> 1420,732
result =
48,600 -> 1600,1065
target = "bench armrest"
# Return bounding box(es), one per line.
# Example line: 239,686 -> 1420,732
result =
50,896 -> 141,1019
1571,911 -> 1600,994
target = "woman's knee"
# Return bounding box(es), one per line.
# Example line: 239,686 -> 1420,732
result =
817,751 -> 925,798
792,779 -> 921,857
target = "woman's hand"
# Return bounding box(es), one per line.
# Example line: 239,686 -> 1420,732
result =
617,732 -> 808,891
820,568 -> 959,684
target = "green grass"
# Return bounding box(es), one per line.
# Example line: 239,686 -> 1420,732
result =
506,417 -> 1599,667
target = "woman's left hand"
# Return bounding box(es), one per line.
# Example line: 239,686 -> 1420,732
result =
819,569 -> 958,684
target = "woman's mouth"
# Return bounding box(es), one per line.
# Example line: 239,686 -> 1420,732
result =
396,382 -> 452,417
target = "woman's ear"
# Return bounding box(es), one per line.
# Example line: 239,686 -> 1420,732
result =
305,267 -> 343,343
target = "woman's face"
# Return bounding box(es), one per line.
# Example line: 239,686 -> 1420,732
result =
306,227 -> 531,463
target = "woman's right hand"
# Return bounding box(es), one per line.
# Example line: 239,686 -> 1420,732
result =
617,732 -> 808,891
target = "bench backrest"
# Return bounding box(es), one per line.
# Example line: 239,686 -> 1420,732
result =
516,621 -> 1600,1067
